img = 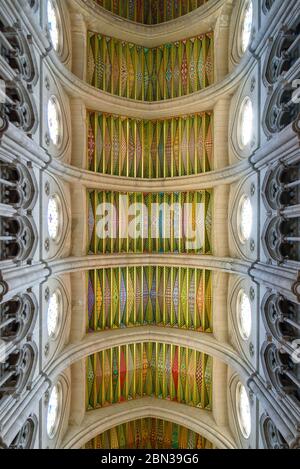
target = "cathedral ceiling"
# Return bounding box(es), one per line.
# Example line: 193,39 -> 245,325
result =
92,0 -> 208,25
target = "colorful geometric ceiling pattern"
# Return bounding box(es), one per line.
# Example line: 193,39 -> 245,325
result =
87,112 -> 213,177
87,32 -> 213,101
84,418 -> 213,449
87,190 -> 212,254
86,343 -> 212,410
93,0 -> 208,24
87,267 -> 212,332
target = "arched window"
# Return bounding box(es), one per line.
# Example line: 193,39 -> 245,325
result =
262,343 -> 300,406
261,415 -> 289,449
47,97 -> 62,147
237,290 -> 252,340
47,291 -> 61,338
236,382 -> 251,439
9,417 -> 37,449
47,195 -> 61,241
47,0 -> 60,52
239,97 -> 253,148
0,345 -> 35,400
0,294 -> 36,344
47,384 -> 61,438
241,1 -> 253,53
0,216 -> 36,263
238,196 -> 253,243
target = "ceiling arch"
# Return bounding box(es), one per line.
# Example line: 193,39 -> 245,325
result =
84,416 -> 213,449
46,326 -> 252,381
86,342 -> 213,411
62,397 -> 236,449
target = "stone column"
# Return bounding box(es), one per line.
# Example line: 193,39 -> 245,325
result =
213,98 -> 230,170
69,359 -> 86,426
0,204 -> 17,218
212,184 -> 229,257
214,10 -> 230,83
70,271 -> 87,343
70,99 -> 87,170
70,13 -> 87,81
70,185 -> 87,256
0,378 -> 49,444
249,263 -> 299,301
212,358 -> 228,427
212,271 -> 229,343
248,373 -> 300,448
280,205 -> 300,219
0,264 -> 50,302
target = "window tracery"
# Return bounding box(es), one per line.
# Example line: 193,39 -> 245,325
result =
0,345 -> 36,401
0,293 -> 37,344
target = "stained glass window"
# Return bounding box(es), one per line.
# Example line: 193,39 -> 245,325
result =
47,97 -> 61,146
47,0 -> 60,51
237,290 -> 252,340
236,383 -> 251,439
240,97 -> 253,148
239,196 -> 253,243
47,291 -> 60,338
241,1 -> 253,53
47,196 -> 61,240
47,385 -> 60,437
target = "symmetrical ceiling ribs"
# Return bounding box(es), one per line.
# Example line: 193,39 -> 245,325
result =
87,190 -> 212,254
84,417 -> 213,449
86,343 -> 212,410
87,112 -> 213,178
80,0 -> 217,448
87,267 -> 212,333
92,0 -> 208,24
87,32 -> 214,101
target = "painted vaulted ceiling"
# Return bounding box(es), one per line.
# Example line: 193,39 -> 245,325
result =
92,0 -> 208,24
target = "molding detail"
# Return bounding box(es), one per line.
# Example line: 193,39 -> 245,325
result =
62,397 -> 236,449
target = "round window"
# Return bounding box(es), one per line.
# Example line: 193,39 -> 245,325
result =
47,96 -> 62,147
241,1 -> 253,53
47,195 -> 61,241
238,195 -> 253,243
47,0 -> 61,52
236,382 -> 251,439
237,290 -> 252,340
47,384 -> 61,438
47,291 -> 62,338
239,97 -> 253,148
